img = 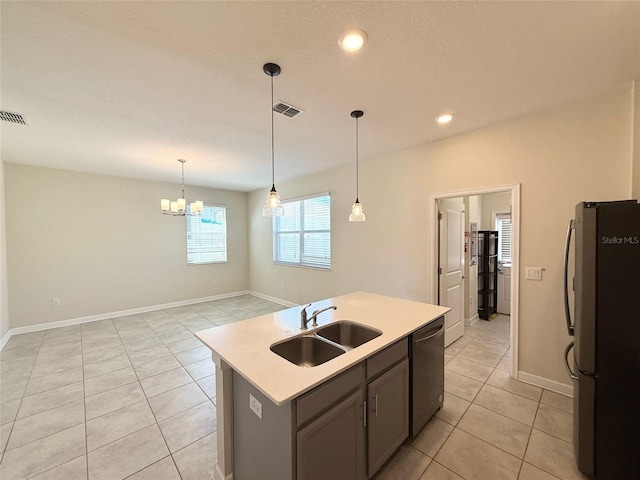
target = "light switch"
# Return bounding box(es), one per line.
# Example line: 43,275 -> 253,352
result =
525,267 -> 543,281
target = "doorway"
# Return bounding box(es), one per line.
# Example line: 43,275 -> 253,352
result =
431,185 -> 520,378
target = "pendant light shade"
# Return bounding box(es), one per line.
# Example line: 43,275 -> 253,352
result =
262,63 -> 284,217
349,110 -> 366,222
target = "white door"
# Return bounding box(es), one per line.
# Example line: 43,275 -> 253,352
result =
439,200 -> 465,347
497,264 -> 511,315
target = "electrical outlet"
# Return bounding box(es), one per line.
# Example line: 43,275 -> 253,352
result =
249,394 -> 262,419
281,281 -> 286,290
213,278 -> 219,285
51,298 -> 61,306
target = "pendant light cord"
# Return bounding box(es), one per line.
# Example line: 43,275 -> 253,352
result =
355,116 -> 359,201
270,72 -> 275,188
181,160 -> 185,200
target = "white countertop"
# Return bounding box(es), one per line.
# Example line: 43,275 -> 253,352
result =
195,291 -> 449,405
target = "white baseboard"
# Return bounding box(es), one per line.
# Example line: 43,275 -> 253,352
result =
465,314 -> 479,327
0,329 -> 11,350
247,290 -> 296,308
1,290 -> 284,349
517,370 -> 573,398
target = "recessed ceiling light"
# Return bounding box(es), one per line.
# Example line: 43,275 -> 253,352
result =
338,29 -> 368,52
436,113 -> 455,124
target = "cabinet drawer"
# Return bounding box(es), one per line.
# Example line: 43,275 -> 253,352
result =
296,363 -> 364,427
366,338 -> 408,380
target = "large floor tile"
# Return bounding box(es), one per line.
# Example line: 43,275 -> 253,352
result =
82,343 -> 127,366
444,370 -> 483,402
411,417 -> 454,458
540,390 -> 573,415
474,384 -> 538,426
29,354 -> 82,379
165,336 -> 203,353
377,444 -> 431,480
158,401 -> 216,453
81,336 -> 124,354
518,462 -> 560,480
524,429 -> 589,480
29,455 -> 87,480
183,358 -> 216,381
133,355 -> 182,380
174,346 -> 211,366
24,367 -> 83,396
35,344 -> 83,365
1,399 -> 20,426
86,400 -> 156,451
87,424 -> 169,480
487,369 -> 542,402
533,404 -> 573,444
83,354 -> 132,379
468,337 -> 510,355
127,456 -> 181,480
457,404 -> 531,458
435,429 -> 521,480
17,381 -> 84,419
6,399 -> 85,451
84,366 -> 138,397
85,382 -> 146,420
419,461 -> 464,480
456,346 -> 502,368
172,432 -> 217,480
0,381 -> 27,404
196,375 -> 216,400
1,421 -> 12,452
0,424 -> 86,480
140,367 -> 194,398
435,393 -> 470,426
445,356 -> 494,383
148,382 -> 207,421
127,345 -> 173,366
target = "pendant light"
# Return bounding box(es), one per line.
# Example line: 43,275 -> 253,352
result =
161,159 -> 203,216
262,63 -> 284,217
349,110 -> 366,222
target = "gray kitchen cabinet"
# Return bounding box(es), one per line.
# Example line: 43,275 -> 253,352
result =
367,356 -> 409,476
297,389 -> 366,480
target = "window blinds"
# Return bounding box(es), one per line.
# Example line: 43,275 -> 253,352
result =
496,213 -> 512,265
273,194 -> 331,269
187,205 -> 227,265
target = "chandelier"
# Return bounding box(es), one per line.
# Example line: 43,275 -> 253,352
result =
161,159 -> 203,216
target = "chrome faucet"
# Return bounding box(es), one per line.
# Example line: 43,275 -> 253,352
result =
300,304 -> 337,330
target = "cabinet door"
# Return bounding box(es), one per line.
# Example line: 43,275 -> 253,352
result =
297,389 -> 366,480
367,358 -> 409,477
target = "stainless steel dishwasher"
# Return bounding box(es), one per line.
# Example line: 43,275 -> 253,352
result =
409,315 -> 445,437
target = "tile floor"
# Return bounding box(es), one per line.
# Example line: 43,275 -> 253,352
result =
1,297 -> 585,480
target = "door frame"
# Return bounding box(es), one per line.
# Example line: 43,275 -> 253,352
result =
430,184 -> 520,378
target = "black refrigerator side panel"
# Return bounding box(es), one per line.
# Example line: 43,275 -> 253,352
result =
573,202 -> 597,476
595,202 -> 640,479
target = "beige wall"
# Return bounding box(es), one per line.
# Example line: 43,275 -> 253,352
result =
0,161 -> 9,339
480,192 -> 511,230
249,88 -> 633,387
4,165 -> 249,328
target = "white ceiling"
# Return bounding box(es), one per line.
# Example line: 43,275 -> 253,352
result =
2,1 -> 639,192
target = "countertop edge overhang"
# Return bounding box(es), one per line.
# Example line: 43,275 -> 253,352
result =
195,291 -> 450,405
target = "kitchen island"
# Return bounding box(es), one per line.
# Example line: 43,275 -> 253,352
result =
196,291 -> 449,480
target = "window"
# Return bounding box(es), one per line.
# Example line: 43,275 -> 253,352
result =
495,212 -> 512,266
187,205 -> 227,265
273,194 -> 330,269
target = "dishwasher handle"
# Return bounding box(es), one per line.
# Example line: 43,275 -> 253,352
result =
414,324 -> 444,343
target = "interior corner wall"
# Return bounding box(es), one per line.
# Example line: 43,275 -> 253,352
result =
632,79 -> 640,198
479,192 -> 511,230
248,88 -> 633,388
4,164 -> 249,329
0,160 -> 10,339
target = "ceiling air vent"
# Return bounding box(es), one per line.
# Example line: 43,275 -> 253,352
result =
273,101 -> 304,119
0,110 -> 29,126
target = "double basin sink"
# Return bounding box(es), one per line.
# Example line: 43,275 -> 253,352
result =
270,321 -> 382,368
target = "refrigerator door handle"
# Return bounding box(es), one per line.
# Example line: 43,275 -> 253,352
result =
564,342 -> 578,380
563,219 -> 575,336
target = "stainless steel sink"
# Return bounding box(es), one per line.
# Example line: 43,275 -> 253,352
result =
270,335 -> 345,367
316,321 -> 382,349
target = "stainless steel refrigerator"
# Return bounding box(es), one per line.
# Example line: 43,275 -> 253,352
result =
563,200 -> 640,479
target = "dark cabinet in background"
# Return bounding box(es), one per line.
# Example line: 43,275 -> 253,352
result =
478,230 -> 498,320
